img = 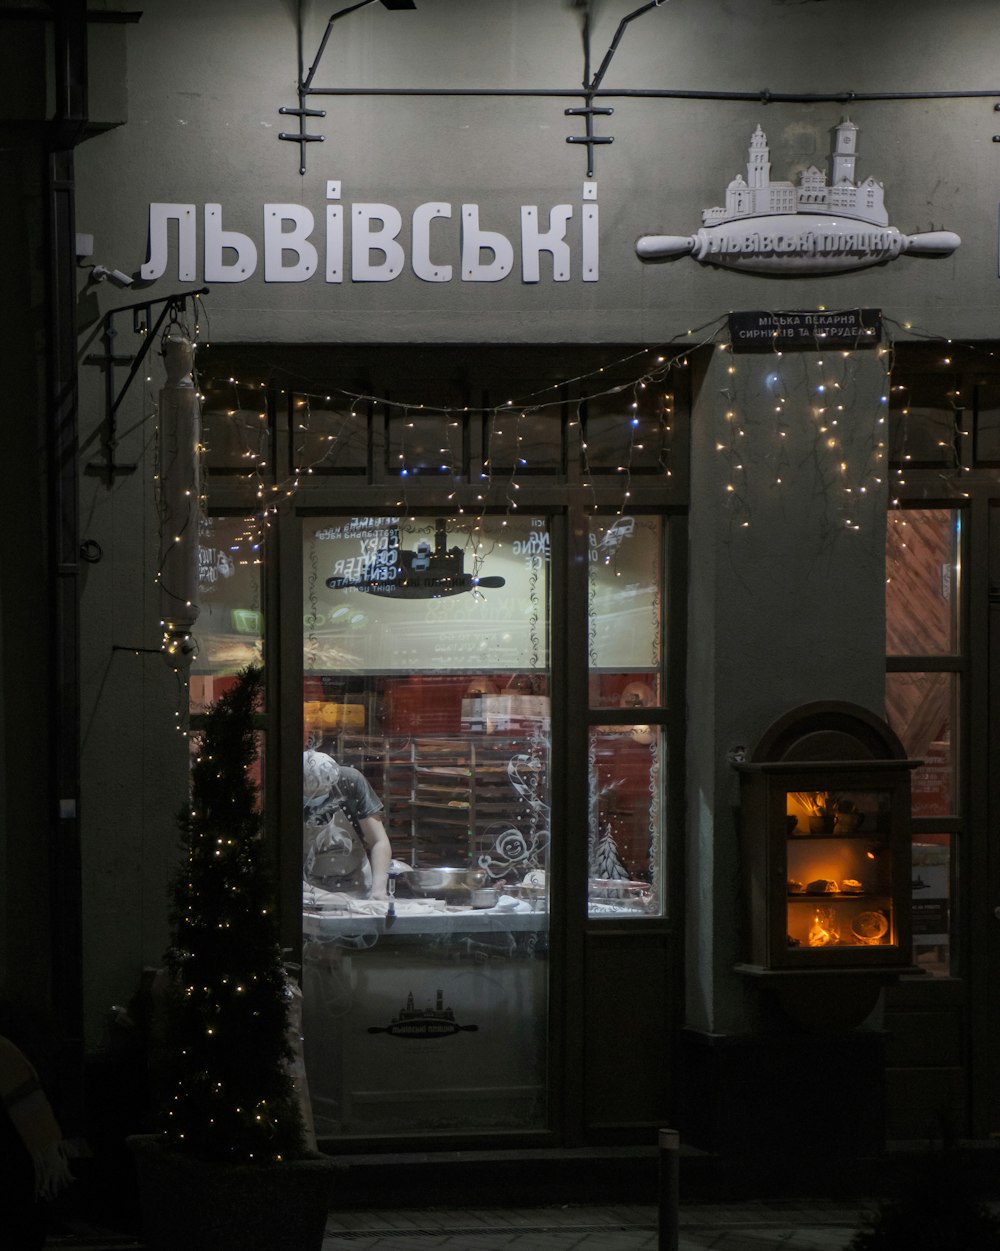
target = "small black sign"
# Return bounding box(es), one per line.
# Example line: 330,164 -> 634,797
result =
729,309 -> 882,352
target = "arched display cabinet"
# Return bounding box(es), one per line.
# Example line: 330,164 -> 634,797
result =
734,701 -> 919,975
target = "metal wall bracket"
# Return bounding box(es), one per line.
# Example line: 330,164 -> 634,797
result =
278,105 -> 327,175
84,286 -> 209,485
565,1 -> 665,177
280,0 -> 666,176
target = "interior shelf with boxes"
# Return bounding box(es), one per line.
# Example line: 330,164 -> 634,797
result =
333,731 -> 547,876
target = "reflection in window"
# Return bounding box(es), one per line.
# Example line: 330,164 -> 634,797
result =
386,412 -> 466,477
190,515 -> 264,715
886,509 -> 960,655
885,672 -> 958,819
588,515 -> 662,673
199,378 -> 270,472
292,395 -> 369,474
912,835 -> 950,976
582,386 -> 675,475
888,373 -> 961,468
484,407 -> 563,473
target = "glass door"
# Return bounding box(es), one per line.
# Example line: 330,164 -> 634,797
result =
299,512 -> 551,1139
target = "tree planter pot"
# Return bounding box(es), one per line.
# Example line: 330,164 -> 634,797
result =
127,1134 -> 342,1251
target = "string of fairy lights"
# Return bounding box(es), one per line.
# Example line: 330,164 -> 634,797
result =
157,308 -> 728,661
137,292 -> 1000,727
189,325 -> 713,549
711,336 -> 892,540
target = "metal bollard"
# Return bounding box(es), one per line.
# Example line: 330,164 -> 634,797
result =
657,1128 -> 679,1251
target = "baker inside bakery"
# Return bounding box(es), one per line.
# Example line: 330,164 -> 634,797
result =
302,749 -> 391,901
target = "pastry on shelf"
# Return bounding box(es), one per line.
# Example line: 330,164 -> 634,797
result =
806,878 -> 838,894
852,910 -> 889,943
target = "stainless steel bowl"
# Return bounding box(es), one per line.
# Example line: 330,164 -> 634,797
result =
407,866 -> 487,896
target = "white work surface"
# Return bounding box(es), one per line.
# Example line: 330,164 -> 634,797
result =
303,890 -> 548,938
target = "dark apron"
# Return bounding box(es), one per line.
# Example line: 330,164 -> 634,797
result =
303,788 -> 371,893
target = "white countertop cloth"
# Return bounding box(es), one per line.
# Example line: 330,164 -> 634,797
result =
303,885 -> 536,916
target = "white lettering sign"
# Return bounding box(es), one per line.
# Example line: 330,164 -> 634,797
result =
141,185 -> 600,285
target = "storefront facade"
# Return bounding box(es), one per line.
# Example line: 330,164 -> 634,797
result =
178,339 -> 688,1146
6,0 -> 1000,1159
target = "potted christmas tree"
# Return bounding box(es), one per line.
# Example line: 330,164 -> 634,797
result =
128,666 -> 335,1251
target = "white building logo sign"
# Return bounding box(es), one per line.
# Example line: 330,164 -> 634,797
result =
636,120 -> 960,275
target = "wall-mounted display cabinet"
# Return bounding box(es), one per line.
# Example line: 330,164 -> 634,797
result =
735,703 -> 918,973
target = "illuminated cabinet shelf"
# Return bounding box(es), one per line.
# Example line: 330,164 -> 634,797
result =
734,702 -> 918,974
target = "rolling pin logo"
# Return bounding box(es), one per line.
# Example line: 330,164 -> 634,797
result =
636,119 -> 959,276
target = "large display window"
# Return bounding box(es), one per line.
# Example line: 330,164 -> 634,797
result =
300,513 -> 551,1138
189,344 -> 688,1147
587,514 -> 666,917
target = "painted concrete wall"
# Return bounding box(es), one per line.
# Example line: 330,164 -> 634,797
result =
71,0 -> 999,1044
75,0 -> 999,344
686,346 -> 889,1034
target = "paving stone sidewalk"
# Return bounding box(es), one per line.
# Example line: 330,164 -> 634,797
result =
322,1201 -> 864,1250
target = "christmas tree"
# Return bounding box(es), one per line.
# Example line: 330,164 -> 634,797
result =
160,665 -> 306,1162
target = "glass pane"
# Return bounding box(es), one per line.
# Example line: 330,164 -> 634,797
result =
583,385 -> 675,475
588,726 -> 664,917
785,789 -> 895,951
301,513 -> 549,1138
199,378 -> 270,471
588,515 -> 662,677
190,515 -> 264,714
387,412 -> 466,477
588,673 -> 662,710
885,672 -> 958,818
886,509 -> 960,655
304,515 -> 548,675
912,835 -> 951,977
888,372 -> 960,467
974,379 -> 1000,464
292,395 -> 368,474
484,408 -> 563,473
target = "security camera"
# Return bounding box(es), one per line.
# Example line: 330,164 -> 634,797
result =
91,265 -> 134,288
